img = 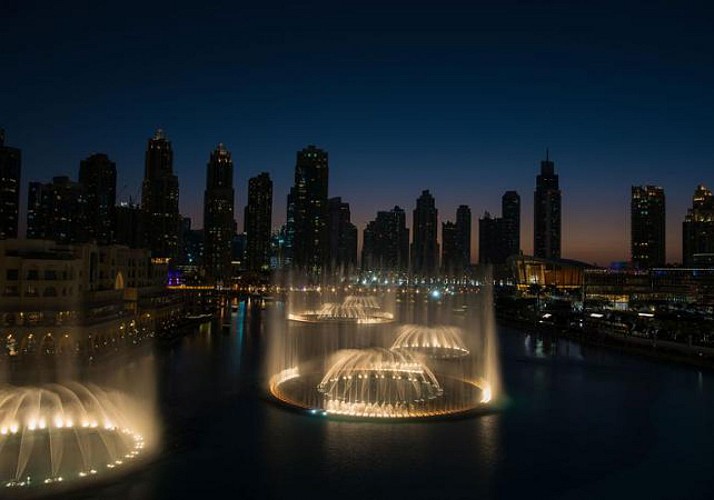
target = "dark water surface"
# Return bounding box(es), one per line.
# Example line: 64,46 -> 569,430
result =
67,299 -> 714,500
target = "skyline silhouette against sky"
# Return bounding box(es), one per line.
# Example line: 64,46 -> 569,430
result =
2,0 -> 713,264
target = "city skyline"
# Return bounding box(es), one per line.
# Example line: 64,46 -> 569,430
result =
8,127 -> 712,266
3,1 -> 714,265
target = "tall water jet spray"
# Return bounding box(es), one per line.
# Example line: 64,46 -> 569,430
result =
268,269 -> 503,420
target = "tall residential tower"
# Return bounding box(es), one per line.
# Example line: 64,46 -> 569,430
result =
411,190 -> 439,276
291,145 -> 329,273
203,144 -> 235,280
245,172 -> 273,273
683,185 -> 714,266
533,152 -> 561,259
631,185 -> 666,268
0,130 -> 21,239
79,153 -> 116,244
141,129 -> 180,260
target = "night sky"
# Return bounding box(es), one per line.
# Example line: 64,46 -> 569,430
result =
2,0 -> 713,265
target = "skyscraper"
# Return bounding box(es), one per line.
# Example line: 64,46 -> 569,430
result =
441,221 -> 458,274
533,151 -> 561,259
327,197 -> 357,273
0,130 -> 21,239
361,206 -> 409,273
411,190 -> 439,276
203,144 -> 235,281
27,176 -> 87,243
478,211 -> 503,264
115,201 -> 142,248
79,153 -> 116,244
442,205 -> 471,276
501,190 -> 520,258
141,129 -> 180,260
245,172 -> 273,273
292,145 -> 329,273
683,185 -> 714,267
631,185 -> 666,268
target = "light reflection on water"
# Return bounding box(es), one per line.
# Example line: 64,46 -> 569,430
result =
57,299 -> 714,500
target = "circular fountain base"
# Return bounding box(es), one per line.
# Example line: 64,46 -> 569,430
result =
269,371 -> 495,421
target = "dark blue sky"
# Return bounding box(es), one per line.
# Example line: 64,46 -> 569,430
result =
2,0 -> 713,264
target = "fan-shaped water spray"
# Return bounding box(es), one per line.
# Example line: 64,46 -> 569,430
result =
317,348 -> 442,417
391,324 -> 470,359
0,384 -> 149,489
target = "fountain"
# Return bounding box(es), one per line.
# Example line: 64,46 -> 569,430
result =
268,276 -> 502,420
0,383 -> 150,489
288,294 -> 394,324
391,324 -> 470,359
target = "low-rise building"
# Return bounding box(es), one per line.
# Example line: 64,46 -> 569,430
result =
0,239 -> 181,356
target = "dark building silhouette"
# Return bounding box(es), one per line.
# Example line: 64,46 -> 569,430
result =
141,129 -> 180,260
0,130 -> 21,239
79,153 -> 116,244
534,151 -> 561,259
442,222 -> 458,273
245,172 -> 273,273
501,191 -> 521,258
442,205 -> 471,276
27,176 -> 87,243
271,227 -> 291,270
478,211 -> 504,264
284,187 -> 296,266
631,185 -> 666,268
232,233 -> 247,270
327,197 -> 357,273
291,145 -> 329,273
683,185 -> 714,267
203,144 -> 235,281
115,202 -> 142,248
361,206 -> 409,272
411,190 -> 439,276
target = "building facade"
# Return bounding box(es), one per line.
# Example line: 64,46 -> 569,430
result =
534,152 -> 561,259
291,145 -> 329,274
631,185 -> 666,269
327,197 -> 357,273
0,239 -> 178,357
411,190 -> 439,276
0,130 -> 21,240
245,172 -> 273,273
361,206 -> 409,273
442,205 -> 471,276
683,184 -> 714,267
79,153 -> 117,245
27,176 -> 88,243
141,129 -> 180,261
203,144 -> 235,281
501,190 -> 521,258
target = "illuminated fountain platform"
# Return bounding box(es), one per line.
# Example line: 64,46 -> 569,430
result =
287,295 -> 394,325
269,347 -> 493,420
0,384 -> 149,491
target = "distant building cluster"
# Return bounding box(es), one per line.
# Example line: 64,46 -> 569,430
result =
2,127 -> 713,288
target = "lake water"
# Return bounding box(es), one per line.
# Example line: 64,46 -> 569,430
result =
63,298 -> 714,500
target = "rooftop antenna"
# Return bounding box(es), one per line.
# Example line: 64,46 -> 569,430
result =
546,147 -> 549,162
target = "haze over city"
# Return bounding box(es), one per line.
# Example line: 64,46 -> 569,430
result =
3,0 -> 713,264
